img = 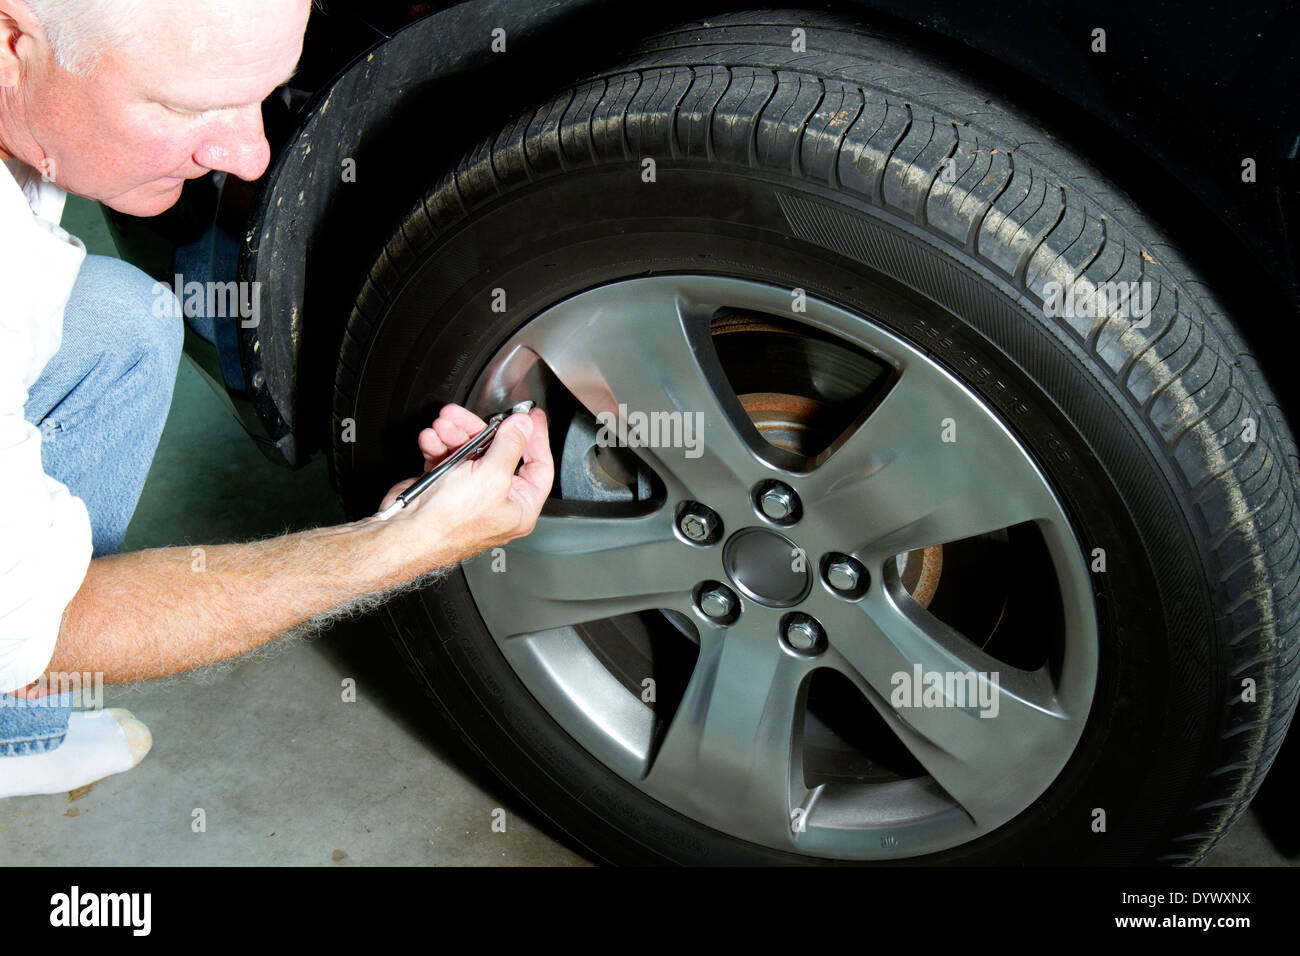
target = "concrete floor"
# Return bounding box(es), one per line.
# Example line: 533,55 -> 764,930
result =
0,199 -> 1292,866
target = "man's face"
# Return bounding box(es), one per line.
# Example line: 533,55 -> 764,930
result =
15,0 -> 311,216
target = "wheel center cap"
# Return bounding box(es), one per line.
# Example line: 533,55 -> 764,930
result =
723,528 -> 811,608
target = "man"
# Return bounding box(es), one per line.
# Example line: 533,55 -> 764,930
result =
0,0 -> 552,796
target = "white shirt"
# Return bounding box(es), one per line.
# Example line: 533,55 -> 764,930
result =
0,159 -> 92,693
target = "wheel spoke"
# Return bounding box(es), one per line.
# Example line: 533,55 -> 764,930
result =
813,591 -> 1075,827
642,623 -> 809,846
463,510 -> 707,637
800,362 -> 1060,557
517,280 -> 775,498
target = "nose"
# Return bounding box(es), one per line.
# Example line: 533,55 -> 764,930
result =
192,105 -> 272,182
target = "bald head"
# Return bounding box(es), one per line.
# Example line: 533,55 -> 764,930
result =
24,0 -> 143,75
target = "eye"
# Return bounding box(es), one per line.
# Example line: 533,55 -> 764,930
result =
161,103 -> 206,118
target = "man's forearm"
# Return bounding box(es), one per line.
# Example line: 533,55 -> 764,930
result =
47,516 -> 451,684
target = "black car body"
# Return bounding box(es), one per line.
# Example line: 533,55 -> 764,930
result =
108,0 -> 1300,470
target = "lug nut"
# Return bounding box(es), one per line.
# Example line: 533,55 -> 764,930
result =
755,481 -> 800,523
782,614 -> 825,653
699,584 -> 737,620
825,555 -> 866,594
678,502 -> 721,544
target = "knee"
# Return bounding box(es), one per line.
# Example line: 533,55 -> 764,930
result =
66,255 -> 184,380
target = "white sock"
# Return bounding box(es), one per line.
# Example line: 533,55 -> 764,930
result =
0,709 -> 152,798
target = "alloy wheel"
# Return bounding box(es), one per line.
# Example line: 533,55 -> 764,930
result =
462,275 -> 1098,859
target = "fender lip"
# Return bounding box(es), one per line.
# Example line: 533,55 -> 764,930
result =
237,0 -> 613,468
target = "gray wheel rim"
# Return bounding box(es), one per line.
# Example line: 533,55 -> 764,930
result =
463,275 -> 1098,859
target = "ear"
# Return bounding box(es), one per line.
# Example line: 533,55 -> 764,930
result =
0,1 -> 45,89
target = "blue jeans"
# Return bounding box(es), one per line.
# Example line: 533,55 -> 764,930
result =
0,255 -> 182,756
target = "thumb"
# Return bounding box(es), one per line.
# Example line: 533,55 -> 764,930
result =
479,413 -> 532,478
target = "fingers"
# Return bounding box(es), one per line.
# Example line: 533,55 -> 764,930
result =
522,407 -> 550,462
417,427 -> 445,465
468,409 -> 553,539
411,405 -> 554,540
478,412 -> 533,481
418,405 -> 489,463
390,407 -> 555,556
513,408 -> 555,515
440,404 -> 489,433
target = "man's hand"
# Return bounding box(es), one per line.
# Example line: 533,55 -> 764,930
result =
46,404 -> 553,687
378,403 -> 553,571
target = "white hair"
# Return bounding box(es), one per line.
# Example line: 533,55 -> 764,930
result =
23,0 -> 145,75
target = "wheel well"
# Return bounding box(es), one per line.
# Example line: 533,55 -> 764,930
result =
243,0 -> 1298,468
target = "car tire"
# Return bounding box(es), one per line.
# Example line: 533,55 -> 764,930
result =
332,11 -> 1300,864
